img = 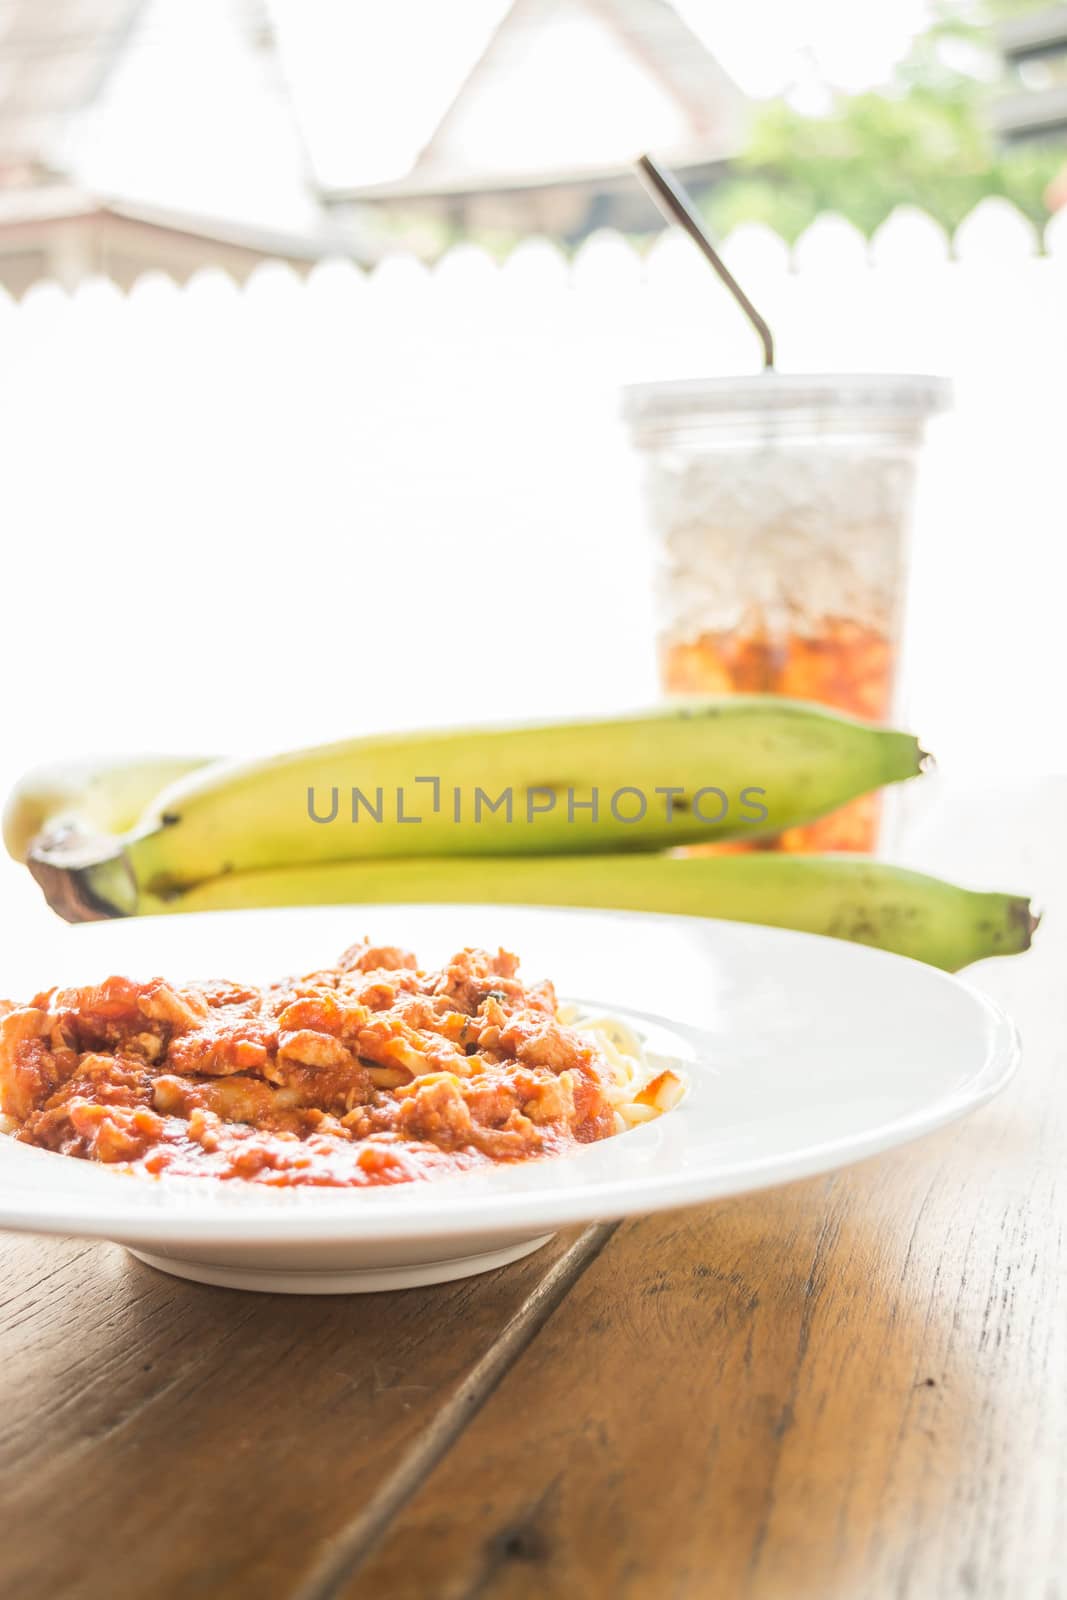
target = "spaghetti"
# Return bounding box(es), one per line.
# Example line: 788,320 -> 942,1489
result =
0,939 -> 684,1188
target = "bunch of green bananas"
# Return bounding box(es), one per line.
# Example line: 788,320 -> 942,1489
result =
4,699 -> 1036,972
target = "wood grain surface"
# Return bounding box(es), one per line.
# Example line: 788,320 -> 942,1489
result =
1,780 -> 1062,1600
0,1225 -> 613,1598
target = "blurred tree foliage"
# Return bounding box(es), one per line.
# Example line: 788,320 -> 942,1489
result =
704,4 -> 1065,242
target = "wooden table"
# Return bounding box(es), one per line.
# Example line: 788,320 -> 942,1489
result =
2,780 -> 1064,1599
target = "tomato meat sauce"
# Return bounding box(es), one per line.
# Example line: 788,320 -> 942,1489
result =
0,941 -> 624,1187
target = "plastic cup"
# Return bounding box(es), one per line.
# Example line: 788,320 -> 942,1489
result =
622,372 -> 950,851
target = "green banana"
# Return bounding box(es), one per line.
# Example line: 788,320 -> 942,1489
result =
135,853 -> 1034,972
23,701 -> 926,917
3,752 -> 214,864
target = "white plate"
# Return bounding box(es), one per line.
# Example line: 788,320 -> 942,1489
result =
0,905 -> 1019,1293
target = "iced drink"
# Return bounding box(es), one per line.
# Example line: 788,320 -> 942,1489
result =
623,373 -> 950,851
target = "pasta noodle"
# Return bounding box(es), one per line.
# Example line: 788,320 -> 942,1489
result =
560,1007 -> 686,1133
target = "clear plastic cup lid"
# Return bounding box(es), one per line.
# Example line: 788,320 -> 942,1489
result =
622,372 -> 952,435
